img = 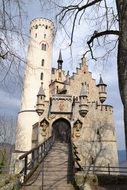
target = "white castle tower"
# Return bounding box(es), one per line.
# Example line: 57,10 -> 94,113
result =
15,18 -> 55,152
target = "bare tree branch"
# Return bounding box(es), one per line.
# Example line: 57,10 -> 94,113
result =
86,30 -> 119,59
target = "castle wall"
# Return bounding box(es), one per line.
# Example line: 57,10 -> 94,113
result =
73,103 -> 118,168
51,69 -> 66,82
37,94 -> 118,168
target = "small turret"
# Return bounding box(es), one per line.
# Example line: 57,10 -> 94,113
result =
57,50 -> 63,70
97,75 -> 107,104
79,83 -> 88,117
36,82 -> 45,116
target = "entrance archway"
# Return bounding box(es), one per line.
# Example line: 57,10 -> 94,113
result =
52,118 -> 71,143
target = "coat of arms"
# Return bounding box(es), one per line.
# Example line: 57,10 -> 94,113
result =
59,100 -> 64,111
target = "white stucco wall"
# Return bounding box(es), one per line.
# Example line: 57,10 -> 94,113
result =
15,18 -> 55,152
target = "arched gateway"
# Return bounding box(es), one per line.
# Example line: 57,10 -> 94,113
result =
52,118 -> 71,143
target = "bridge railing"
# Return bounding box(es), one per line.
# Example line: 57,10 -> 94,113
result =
82,165 -> 127,175
68,139 -> 75,184
72,144 -> 127,176
19,136 -> 54,183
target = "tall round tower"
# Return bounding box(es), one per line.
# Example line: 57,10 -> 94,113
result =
15,18 -> 55,151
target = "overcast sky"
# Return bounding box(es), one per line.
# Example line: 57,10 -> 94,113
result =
0,0 -> 125,150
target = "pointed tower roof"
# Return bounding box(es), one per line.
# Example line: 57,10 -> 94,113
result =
99,74 -> 104,84
37,82 -> 45,96
97,75 -> 107,86
58,50 -> 63,61
80,83 -> 87,97
57,50 -> 63,69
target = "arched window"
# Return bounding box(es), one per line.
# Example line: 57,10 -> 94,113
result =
44,34 -> 46,38
40,72 -> 43,80
41,59 -> 44,66
41,43 -> 46,51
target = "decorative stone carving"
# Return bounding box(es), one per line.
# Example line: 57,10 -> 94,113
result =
73,120 -> 82,138
40,119 -> 49,137
59,100 -> 64,111
48,114 -> 56,120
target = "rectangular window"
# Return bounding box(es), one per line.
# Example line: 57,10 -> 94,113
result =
42,59 -> 44,66
41,43 -> 46,51
40,73 -> 43,80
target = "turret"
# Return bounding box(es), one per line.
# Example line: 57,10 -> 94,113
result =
97,75 -> 107,104
79,83 -> 88,117
36,82 -> 45,116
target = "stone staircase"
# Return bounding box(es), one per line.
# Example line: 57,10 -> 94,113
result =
21,142 -> 75,190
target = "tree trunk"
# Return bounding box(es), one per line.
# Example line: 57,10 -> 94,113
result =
116,0 -> 127,155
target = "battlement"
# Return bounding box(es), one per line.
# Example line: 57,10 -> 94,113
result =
89,102 -> 113,113
52,95 -> 72,101
51,95 -> 73,113
30,18 -> 55,31
97,104 -> 113,112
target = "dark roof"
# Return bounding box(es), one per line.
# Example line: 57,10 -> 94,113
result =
37,82 -> 45,96
58,50 -> 63,62
97,75 -> 107,86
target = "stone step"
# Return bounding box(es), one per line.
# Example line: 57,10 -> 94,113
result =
22,143 -> 75,190
22,185 -> 74,190
43,185 -> 74,190
21,185 -> 42,190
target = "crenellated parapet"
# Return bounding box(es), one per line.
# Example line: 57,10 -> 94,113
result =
97,104 -> 113,113
88,102 -> 113,113
50,95 -> 73,113
30,18 -> 55,32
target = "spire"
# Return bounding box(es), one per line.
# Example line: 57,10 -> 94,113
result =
80,83 -> 87,97
57,50 -> 63,69
97,74 -> 107,86
58,50 -> 62,61
99,74 -> 104,84
37,82 -> 45,96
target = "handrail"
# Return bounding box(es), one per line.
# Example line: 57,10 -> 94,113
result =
19,136 -> 54,183
72,144 -> 127,176
83,165 -> 127,175
68,139 -> 75,184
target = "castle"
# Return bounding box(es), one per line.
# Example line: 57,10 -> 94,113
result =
13,18 -> 118,170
